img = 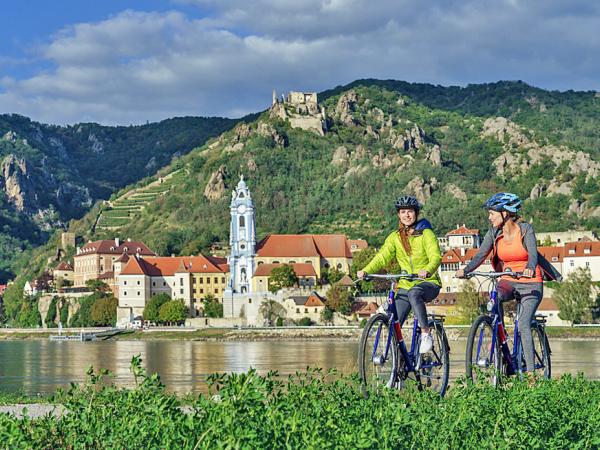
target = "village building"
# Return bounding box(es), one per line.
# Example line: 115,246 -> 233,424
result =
283,293 -> 326,323
562,241 -> 600,281
116,254 -> 229,324
537,298 -> 570,326
73,238 -> 155,288
53,261 -> 74,284
252,263 -> 318,292
437,225 -> 481,252
536,230 -> 598,246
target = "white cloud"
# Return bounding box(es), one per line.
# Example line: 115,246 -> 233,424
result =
1,1 -> 599,125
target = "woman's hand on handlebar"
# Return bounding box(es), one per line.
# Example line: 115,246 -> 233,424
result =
357,270 -> 365,280
418,270 -> 429,279
522,268 -> 533,278
455,269 -> 465,279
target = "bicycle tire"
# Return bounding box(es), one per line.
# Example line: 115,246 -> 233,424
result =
527,322 -> 551,379
417,319 -> 450,396
466,315 -> 502,385
358,313 -> 398,390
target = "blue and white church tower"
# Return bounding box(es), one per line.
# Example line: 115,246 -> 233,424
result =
226,176 -> 256,294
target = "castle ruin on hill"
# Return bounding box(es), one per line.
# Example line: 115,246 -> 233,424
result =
269,89 -> 327,136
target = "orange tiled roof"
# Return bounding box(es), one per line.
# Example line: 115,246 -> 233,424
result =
441,249 -> 467,264
564,241 -> 600,257
256,234 -> 352,258
120,255 -> 228,277
98,271 -> 115,280
77,239 -> 155,256
305,294 -> 325,307
338,274 -> 355,286
357,302 -> 379,316
55,261 -> 73,271
446,225 -> 480,236
253,263 -> 317,277
538,246 -> 564,262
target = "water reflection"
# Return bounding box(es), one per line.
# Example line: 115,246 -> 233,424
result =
0,339 -> 598,395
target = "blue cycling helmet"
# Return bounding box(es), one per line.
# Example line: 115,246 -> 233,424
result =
484,192 -> 522,213
395,195 -> 421,212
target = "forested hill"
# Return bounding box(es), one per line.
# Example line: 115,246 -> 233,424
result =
0,114 -> 237,281
44,80 -> 599,271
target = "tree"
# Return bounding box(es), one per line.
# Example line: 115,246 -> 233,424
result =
554,268 -> 594,325
17,297 -> 42,328
91,296 -> 118,326
69,294 -> 100,327
456,281 -> 483,324
258,299 -> 286,326
298,317 -> 312,326
320,306 -> 334,324
143,293 -> 171,323
85,279 -> 110,293
269,264 -> 298,293
325,284 -> 353,315
203,294 -> 223,318
159,300 -> 188,324
45,296 -> 59,328
322,267 -> 344,285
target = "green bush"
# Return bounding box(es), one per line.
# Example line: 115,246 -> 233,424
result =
297,317 -> 312,326
0,360 -> 598,449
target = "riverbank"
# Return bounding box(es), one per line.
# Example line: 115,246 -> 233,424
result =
1,326 -> 600,341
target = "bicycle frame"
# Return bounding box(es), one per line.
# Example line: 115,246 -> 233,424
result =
371,277 -> 441,378
477,283 -> 521,375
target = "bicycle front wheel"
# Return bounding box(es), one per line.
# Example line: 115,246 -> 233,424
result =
358,313 -> 398,390
466,315 -> 502,385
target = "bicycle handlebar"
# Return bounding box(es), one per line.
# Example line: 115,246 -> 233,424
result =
363,273 -> 425,282
465,271 -> 524,279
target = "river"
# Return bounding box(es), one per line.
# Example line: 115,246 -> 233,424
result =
0,339 -> 598,394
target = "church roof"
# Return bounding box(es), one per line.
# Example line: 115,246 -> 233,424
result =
77,239 -> 155,256
120,255 -> 228,277
256,234 -> 352,258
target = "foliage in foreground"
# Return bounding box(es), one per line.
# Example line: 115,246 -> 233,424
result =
0,358 -> 598,449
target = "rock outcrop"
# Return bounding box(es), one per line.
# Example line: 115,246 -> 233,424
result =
335,90 -> 360,126
204,166 -> 228,201
256,122 -> 287,147
446,184 -> 467,201
0,155 -> 36,211
406,176 -> 437,204
332,146 -> 350,166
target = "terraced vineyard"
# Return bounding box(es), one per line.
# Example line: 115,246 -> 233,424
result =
95,170 -> 186,230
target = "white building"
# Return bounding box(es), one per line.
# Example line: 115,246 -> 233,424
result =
438,225 -> 481,252
536,230 -> 598,246
562,241 -> 600,281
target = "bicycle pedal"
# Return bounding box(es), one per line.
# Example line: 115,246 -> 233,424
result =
372,355 -> 385,366
477,358 -> 489,368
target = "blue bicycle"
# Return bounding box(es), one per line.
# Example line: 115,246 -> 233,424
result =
465,271 -> 551,385
358,273 -> 450,396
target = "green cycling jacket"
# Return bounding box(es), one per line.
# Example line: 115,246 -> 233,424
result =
362,228 -> 442,290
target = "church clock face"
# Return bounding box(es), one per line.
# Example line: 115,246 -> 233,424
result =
237,204 -> 247,214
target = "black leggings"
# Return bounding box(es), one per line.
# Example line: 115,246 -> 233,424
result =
497,280 -> 543,372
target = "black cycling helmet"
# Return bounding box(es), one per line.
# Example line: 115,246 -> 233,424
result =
395,195 -> 421,212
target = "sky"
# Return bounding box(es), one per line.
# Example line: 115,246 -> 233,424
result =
1,0 -> 599,125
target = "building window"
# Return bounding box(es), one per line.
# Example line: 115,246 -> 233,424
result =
123,281 -> 127,286
137,291 -> 140,296
221,277 -> 225,283
193,289 -> 197,294
192,278 -> 196,284
570,260 -> 574,267
152,281 -> 155,286
314,308 -> 317,313
137,280 -> 140,285
180,289 -> 184,294
180,278 -> 184,286
552,257 -> 558,262
337,263 -> 342,269
214,277 -> 218,283
586,261 -> 590,267
305,308 -> 308,313
248,299 -> 252,304
446,287 -> 450,293
124,291 -> 127,296
296,308 -> 300,313
199,277 -> 203,284
239,216 -> 245,227
200,289 -> 204,294
214,289 -> 218,294
163,281 -> 166,286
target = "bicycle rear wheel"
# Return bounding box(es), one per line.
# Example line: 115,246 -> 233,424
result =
522,322 -> 551,379
417,318 -> 450,396
466,315 -> 502,385
358,313 -> 398,390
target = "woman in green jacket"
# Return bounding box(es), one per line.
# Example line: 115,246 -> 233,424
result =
357,195 -> 442,353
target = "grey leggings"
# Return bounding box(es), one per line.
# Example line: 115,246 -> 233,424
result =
395,282 -> 441,329
497,280 -> 543,372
